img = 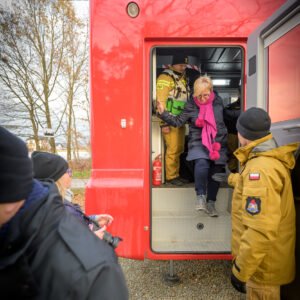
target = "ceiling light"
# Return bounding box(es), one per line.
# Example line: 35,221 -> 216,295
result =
212,79 -> 230,86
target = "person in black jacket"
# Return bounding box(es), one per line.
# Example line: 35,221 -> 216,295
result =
0,126 -> 128,300
223,92 -> 241,172
157,76 -> 228,217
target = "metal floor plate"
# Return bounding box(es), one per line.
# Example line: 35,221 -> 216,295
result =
151,187 -> 232,252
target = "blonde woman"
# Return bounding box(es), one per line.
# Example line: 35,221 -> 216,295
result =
157,76 -> 228,216
32,151 -> 113,239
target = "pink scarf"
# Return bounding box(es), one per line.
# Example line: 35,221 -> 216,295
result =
194,91 -> 220,160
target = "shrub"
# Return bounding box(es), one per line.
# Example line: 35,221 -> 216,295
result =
69,159 -> 91,178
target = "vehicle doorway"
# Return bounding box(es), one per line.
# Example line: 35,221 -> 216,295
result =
150,46 -> 243,254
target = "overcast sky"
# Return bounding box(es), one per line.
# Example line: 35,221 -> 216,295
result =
72,0 -> 89,19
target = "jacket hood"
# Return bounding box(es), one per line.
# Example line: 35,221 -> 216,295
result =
234,134 -> 299,170
0,181 -> 60,268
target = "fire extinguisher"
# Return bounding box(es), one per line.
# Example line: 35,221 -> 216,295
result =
152,155 -> 162,186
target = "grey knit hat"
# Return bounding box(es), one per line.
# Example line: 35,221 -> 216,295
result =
236,107 -> 271,141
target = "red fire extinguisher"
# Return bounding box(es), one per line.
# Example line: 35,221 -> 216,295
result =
152,155 -> 162,186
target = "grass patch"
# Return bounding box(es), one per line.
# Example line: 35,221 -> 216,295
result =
72,169 -> 91,179
69,159 -> 91,179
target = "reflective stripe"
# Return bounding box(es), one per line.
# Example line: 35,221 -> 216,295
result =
157,83 -> 172,90
157,79 -> 171,84
157,80 -> 175,88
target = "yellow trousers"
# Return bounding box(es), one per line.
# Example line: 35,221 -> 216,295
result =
163,126 -> 185,180
246,280 -> 280,300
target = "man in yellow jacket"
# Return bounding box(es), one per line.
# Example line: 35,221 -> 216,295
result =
214,107 -> 298,299
156,54 -> 189,186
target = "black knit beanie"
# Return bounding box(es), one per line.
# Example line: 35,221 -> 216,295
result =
236,107 -> 271,141
32,151 -> 68,181
0,126 -> 33,203
172,54 -> 188,65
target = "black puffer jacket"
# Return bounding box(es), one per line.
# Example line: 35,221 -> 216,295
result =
159,92 -> 228,165
0,180 -> 128,300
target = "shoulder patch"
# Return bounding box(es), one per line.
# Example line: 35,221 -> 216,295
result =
245,197 -> 261,215
249,172 -> 260,180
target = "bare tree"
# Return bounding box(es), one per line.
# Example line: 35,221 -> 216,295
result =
0,0 -> 84,153
60,19 -> 89,161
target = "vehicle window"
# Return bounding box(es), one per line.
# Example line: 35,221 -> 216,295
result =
268,24 -> 300,122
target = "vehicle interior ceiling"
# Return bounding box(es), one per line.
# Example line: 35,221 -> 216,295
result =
156,46 -> 242,106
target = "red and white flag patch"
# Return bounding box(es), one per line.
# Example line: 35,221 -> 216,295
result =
249,173 -> 260,180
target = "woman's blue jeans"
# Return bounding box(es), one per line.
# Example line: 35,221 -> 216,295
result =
194,158 -> 224,201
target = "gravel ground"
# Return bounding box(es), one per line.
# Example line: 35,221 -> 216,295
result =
119,258 -> 245,300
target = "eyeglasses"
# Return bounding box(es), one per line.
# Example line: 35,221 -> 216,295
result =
197,93 -> 210,100
66,168 -> 72,177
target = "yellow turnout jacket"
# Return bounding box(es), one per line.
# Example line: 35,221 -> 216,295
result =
228,134 -> 299,285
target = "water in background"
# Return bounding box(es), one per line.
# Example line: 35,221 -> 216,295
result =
57,150 -> 90,160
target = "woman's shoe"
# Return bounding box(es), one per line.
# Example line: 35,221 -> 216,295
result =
195,194 -> 207,211
206,201 -> 218,217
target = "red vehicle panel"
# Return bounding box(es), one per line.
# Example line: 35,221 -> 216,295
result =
87,0 -> 287,260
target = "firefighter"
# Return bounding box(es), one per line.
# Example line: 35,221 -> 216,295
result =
156,54 -> 189,186
213,108 -> 299,299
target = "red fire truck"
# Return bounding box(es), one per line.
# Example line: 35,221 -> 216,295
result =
86,0 -> 299,292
